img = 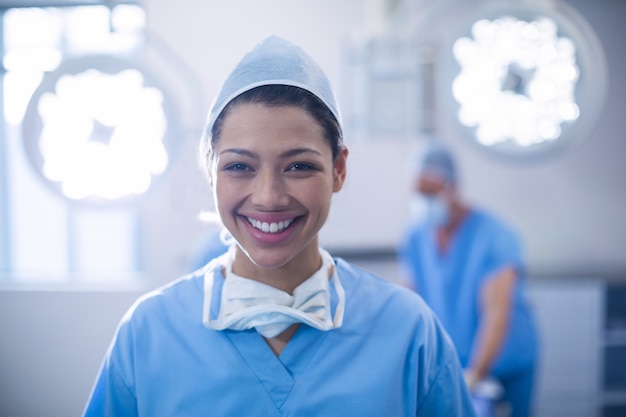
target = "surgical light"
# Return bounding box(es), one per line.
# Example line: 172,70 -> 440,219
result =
453,15 -> 579,148
22,56 -> 177,204
443,0 -> 607,159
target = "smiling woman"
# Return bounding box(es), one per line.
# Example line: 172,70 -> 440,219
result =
83,36 -> 477,417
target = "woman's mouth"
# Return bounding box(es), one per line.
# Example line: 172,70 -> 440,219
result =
246,217 -> 295,234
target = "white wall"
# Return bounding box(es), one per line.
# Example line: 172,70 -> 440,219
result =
0,289 -> 142,417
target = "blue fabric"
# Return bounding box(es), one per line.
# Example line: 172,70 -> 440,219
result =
499,366 -> 536,417
83,258 -> 477,417
399,210 -> 538,415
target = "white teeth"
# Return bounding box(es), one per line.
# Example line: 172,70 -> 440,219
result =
247,217 -> 294,234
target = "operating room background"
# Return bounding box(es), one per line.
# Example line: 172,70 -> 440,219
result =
0,0 -> 624,416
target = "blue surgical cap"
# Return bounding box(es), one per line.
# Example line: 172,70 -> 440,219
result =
417,144 -> 457,185
201,36 -> 342,154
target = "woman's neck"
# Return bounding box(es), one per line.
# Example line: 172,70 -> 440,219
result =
231,244 -> 323,294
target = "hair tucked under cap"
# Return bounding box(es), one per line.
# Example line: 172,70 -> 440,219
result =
200,36 -> 343,156
417,144 -> 457,185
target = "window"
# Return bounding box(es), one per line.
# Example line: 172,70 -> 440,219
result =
0,3 -> 171,285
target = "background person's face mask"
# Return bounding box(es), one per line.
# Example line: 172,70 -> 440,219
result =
411,195 -> 450,226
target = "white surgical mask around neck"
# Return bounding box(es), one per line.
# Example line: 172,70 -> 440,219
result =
202,248 -> 345,338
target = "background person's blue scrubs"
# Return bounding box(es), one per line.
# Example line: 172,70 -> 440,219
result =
399,209 -> 538,417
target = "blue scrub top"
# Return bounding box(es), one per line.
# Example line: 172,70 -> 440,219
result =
83,257 -> 477,417
399,209 -> 538,377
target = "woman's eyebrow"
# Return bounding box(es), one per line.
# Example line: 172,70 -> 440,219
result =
280,148 -> 322,158
219,148 -> 322,158
219,148 -> 258,158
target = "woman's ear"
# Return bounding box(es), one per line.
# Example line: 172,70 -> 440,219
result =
332,145 -> 349,192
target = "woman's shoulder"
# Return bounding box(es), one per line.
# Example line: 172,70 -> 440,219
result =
334,257 -> 436,319
334,257 -> 405,289
333,257 -> 457,358
121,268 -> 206,326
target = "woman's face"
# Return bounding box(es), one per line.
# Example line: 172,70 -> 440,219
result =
209,102 -> 347,278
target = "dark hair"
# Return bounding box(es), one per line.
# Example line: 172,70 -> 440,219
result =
206,85 -> 343,162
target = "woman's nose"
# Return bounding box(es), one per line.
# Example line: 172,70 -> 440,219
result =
249,170 -> 290,209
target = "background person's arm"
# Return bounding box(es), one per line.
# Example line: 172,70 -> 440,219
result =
466,266 -> 516,388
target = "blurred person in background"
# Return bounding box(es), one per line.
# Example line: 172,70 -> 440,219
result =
398,143 -> 539,417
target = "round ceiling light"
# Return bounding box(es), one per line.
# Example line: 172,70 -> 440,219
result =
22,55 -> 178,204
442,0 -> 607,159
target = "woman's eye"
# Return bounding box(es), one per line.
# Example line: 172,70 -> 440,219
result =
288,162 -> 316,171
224,163 -> 251,172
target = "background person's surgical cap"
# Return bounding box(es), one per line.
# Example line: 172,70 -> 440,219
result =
417,144 -> 457,185
201,36 -> 342,152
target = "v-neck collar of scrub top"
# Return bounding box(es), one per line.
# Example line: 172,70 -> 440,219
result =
223,325 -> 331,409
205,263 -> 341,410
